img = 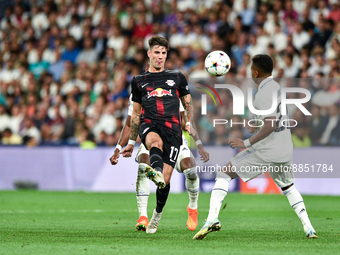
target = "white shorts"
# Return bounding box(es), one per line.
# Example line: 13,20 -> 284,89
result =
135,143 -> 193,173
230,147 -> 295,188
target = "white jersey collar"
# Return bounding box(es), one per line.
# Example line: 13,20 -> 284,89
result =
258,76 -> 273,90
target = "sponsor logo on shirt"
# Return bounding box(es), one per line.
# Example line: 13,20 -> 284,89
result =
147,88 -> 172,98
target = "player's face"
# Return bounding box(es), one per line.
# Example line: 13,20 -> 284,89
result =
148,45 -> 167,71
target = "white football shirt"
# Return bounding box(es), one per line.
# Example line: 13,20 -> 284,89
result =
252,76 -> 293,162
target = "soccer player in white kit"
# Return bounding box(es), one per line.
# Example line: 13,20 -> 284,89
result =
193,54 -> 317,240
110,95 -> 209,232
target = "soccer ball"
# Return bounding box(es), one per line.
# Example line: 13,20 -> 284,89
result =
204,50 -> 231,76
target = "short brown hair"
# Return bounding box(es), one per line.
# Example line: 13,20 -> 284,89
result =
148,35 -> 169,50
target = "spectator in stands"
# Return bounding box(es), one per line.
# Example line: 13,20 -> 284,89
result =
31,6 -> 49,36
48,49 -> 65,82
272,23 -> 287,53
20,116 -> 41,146
328,0 -> 340,23
8,104 -> 23,135
10,4 -> 28,29
231,33 -> 248,66
239,0 -> 255,31
283,0 -> 298,24
76,37 -> 98,65
69,14 -> 83,41
57,4 -> 71,29
291,124 -> 312,148
133,13 -> 152,39
0,57 -> 20,84
107,25 -> 124,59
292,21 -> 311,51
35,103 -> 51,130
308,53 -> 330,77
28,48 -> 50,80
310,0 -> 329,25
0,104 -> 10,133
283,54 -> 299,78
1,128 -> 22,145
62,36 -> 80,64
309,18 -> 332,49
94,27 -> 108,60
309,105 -> 328,145
320,104 -> 340,145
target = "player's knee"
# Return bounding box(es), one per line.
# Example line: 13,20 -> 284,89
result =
150,142 -> 162,150
183,168 -> 198,181
138,154 -> 150,165
180,158 -> 195,171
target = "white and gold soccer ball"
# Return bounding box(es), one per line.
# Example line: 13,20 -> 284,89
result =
204,50 -> 231,76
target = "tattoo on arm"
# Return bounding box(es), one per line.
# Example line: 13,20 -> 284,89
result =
129,114 -> 140,141
181,94 -> 193,123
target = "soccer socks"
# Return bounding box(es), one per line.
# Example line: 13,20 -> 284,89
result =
283,185 -> 314,233
150,147 -> 163,172
183,168 -> 199,210
156,183 -> 170,213
206,174 -> 231,222
136,164 -> 150,218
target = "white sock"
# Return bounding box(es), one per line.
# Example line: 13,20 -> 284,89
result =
136,164 -> 150,218
183,168 -> 199,210
206,173 -> 231,222
283,185 -> 314,233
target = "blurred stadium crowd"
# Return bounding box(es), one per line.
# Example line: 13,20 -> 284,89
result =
0,0 -> 340,147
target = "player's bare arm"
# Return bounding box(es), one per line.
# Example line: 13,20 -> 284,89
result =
192,122 -> 209,163
229,116 -> 277,149
121,102 -> 142,157
181,111 -> 209,162
110,115 -> 131,165
180,94 -> 193,134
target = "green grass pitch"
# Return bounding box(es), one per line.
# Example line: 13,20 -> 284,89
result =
0,191 -> 339,255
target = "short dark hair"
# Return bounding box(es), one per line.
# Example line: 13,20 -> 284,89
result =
252,54 -> 273,74
148,35 -> 169,50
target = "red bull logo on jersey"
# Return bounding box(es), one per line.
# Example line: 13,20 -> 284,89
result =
147,88 -> 172,98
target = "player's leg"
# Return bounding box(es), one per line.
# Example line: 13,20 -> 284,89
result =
144,131 -> 166,188
282,183 -> 317,238
269,164 -> 317,238
146,163 -> 174,234
146,134 -> 179,234
194,147 -> 263,240
156,162 -> 173,212
193,162 -> 237,240
135,144 -> 150,231
178,152 -> 199,231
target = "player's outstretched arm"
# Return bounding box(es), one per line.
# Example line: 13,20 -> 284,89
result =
110,115 -> 131,165
181,111 -> 210,163
229,116 -> 277,149
180,94 -> 193,133
121,102 -> 141,157
191,122 -> 209,163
